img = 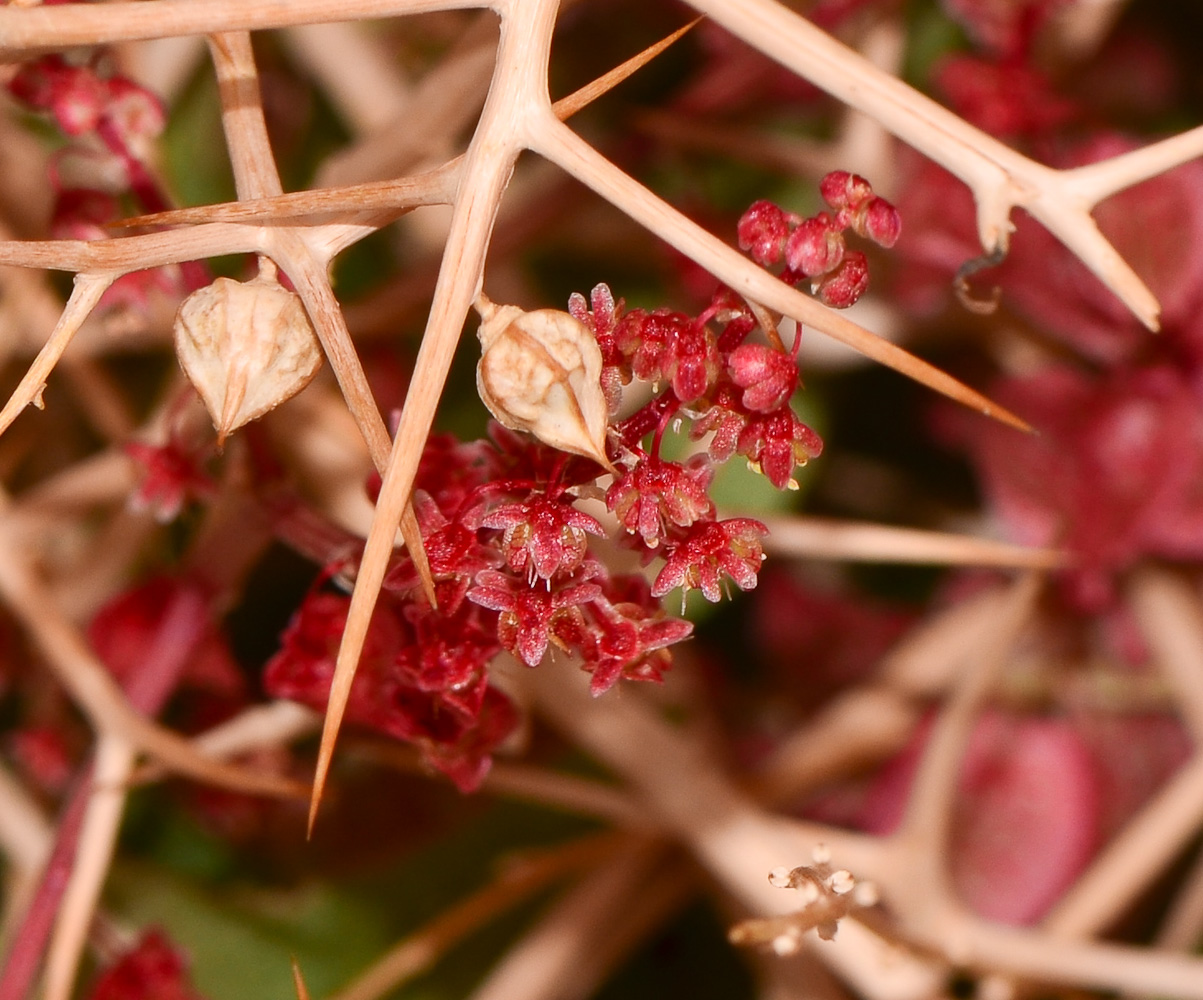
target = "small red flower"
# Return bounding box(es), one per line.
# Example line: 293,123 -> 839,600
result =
727,343 -> 800,413
785,214 -> 846,277
568,282 -> 623,365
468,567 -> 602,666
264,591 -> 393,714
690,382 -> 822,491
418,686 -> 520,793
9,56 -> 109,136
101,74 -> 166,145
577,581 -> 694,695
481,493 -> 605,583
385,493 -> 500,612
689,383 -> 748,464
615,308 -> 670,385
616,310 -> 720,404
737,405 -> 824,489
569,282 -> 629,414
855,196 -> 902,249
125,433 -> 216,522
819,170 -> 874,212
652,518 -> 768,602
738,200 -> 793,266
264,589 -> 514,791
815,250 -> 869,308
606,454 -> 715,549
664,317 -> 721,403
412,432 -> 502,516
396,602 -> 500,705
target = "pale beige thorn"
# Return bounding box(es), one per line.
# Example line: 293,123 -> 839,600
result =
0,273 -> 112,437
115,19 -> 697,232
272,241 -> 436,606
402,504 -> 435,606
309,0 -> 544,831
550,18 -> 701,122
291,958 -> 312,1000
529,116 -> 1033,435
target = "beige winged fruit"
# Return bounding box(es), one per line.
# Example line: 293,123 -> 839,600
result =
475,294 -> 615,471
174,272 -> 323,446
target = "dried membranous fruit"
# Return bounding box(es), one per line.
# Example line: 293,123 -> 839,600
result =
475,295 -> 614,470
174,274 -> 323,445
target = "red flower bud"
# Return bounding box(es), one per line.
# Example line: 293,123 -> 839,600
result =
728,343 -> 799,413
104,76 -> 167,143
785,215 -> 846,277
819,170 -> 873,211
860,196 -> 902,248
738,199 -> 791,266
816,250 -> 869,308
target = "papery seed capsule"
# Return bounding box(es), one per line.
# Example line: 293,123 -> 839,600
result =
475,295 -> 614,470
174,274 -> 323,446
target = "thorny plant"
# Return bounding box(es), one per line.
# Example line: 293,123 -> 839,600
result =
3,1 -> 1203,999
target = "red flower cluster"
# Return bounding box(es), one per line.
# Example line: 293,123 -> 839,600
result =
569,287 -> 781,590
8,55 -> 164,144
7,53 -> 193,308
266,421 -> 698,786
265,176 -> 894,786
737,171 -> 900,308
